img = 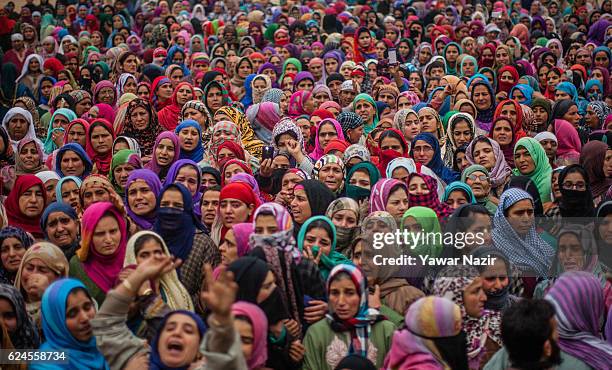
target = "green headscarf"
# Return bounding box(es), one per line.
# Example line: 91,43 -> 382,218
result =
442,42 -> 463,76
400,207 -> 443,257
282,58 -> 302,74
43,108 -> 77,154
460,55 -> 478,78
345,161 -> 381,201
461,164 -> 497,214
512,137 -> 552,203
441,110 -> 458,131
264,23 -> 280,42
296,216 -> 352,281
352,94 -> 379,135
95,61 -> 110,80
109,149 -> 139,194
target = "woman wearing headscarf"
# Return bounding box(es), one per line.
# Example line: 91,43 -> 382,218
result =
345,162 -> 381,205
466,135 -> 512,197
40,202 -> 80,261
144,131 -> 180,182
410,132 -> 459,184
369,178 -> 410,223
406,172 -> 454,222
28,279 -> 109,370
553,119 -> 582,164
432,265 -> 502,369
14,242 -> 69,333
124,169 -> 162,233
0,136 -> 45,192
492,189 -> 555,285
0,284 -> 40,350
303,263 -> 394,369
214,106 -> 265,160
43,108 -> 77,154
545,271 -> 612,370
109,149 -> 142,196
0,227 -> 34,285
175,120 -> 205,163
54,142 -> 93,180
86,118 -> 115,176
325,198 -> 361,257
230,301 -> 268,370
246,101 -> 281,144
443,112 -> 482,168
158,82 -> 196,131
290,179 -> 336,236
471,247 -> 519,312
352,93 -> 380,135
310,118 -> 346,161
461,165 -> 498,215
470,80 -> 496,132
123,230 -> 193,311
121,98 -> 163,158
154,183 -> 219,296
383,296 -> 468,369
512,137 -> 553,203
5,175 -> 46,239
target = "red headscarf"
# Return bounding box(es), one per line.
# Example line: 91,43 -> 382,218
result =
86,118 -> 115,175
221,159 -> 253,186
494,100 -> 527,140
63,119 -> 90,146
311,109 -> 335,120
218,181 -> 261,240
158,82 -> 195,131
497,66 -> 519,94
216,141 -> 246,166
5,175 -> 47,238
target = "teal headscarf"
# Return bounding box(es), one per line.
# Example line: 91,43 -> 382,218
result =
297,216 -> 352,281
43,108 -> 77,154
442,181 -> 477,204
442,42 -> 463,75
352,94 -> 379,135
460,55 -> 478,78
55,176 -> 83,202
345,161 -> 381,201
512,137 -> 552,203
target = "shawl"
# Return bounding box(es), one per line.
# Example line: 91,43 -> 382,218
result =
352,94 -> 379,135
406,173 -> 454,222
86,118 -> 115,175
465,136 -> 512,188
511,137 -> 553,203
79,174 -> 126,216
0,284 -> 39,349
432,265 -> 501,368
5,175 -> 46,238
545,271 -> 612,370
272,117 -> 305,154
470,80 -> 496,132
78,202 -> 127,293
153,183 -> 206,262
122,98 -> 163,157
369,178 -> 407,214
492,188 -> 555,276
124,231 -> 194,311
33,279 -> 109,370
54,143 -> 93,179
442,181 -> 477,205
345,162 -> 381,201
175,120 -> 204,162
205,120 -> 242,164
401,206 -> 444,258
163,159 -> 202,204
14,242 -> 69,294
124,169 -> 162,230
288,90 -> 312,117
43,108 -> 77,154
215,106 -> 264,159
410,133 -> 459,184
296,216 -> 351,281
444,112 -> 478,167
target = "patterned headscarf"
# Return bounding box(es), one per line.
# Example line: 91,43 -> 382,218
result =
313,154 -> 346,192
122,98 -> 163,157
215,106 -> 264,159
0,284 -> 40,349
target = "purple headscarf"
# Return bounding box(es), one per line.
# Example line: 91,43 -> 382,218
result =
144,131 -> 181,177
163,159 -> 202,205
124,169 -> 162,230
588,19 -> 612,46
229,172 -> 266,204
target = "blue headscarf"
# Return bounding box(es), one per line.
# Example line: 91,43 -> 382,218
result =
153,183 -> 205,261
427,87 -> 451,117
585,79 -> 604,101
555,81 -> 579,103
442,181 -> 477,204
470,80 -> 496,132
55,143 -> 93,179
240,74 -> 257,109
54,176 -> 83,203
509,84 -> 535,105
41,201 -> 78,234
38,76 -> 56,105
410,132 -> 459,184
175,120 -> 204,162
44,108 -> 77,154
149,310 -> 207,370
31,278 -> 109,370
466,73 -> 490,89
164,45 -> 190,76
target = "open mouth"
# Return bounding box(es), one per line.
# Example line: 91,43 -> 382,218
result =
134,202 -> 149,210
167,340 -> 184,354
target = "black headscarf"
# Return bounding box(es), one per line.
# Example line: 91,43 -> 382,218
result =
201,166 -> 222,186
558,164 -> 595,218
299,179 -> 336,217
334,354 -> 377,370
550,99 -> 577,120
227,257 -> 269,303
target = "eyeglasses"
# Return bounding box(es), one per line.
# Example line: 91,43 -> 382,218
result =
562,182 -> 586,191
467,174 -> 489,182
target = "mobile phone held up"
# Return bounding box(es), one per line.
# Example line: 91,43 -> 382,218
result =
262,146 -> 274,160
388,48 -> 398,65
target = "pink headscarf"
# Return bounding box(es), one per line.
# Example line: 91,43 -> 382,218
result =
319,101 -> 341,112
369,178 -> 407,213
288,90 -> 312,117
231,302 -> 268,369
310,118 -> 346,160
78,202 -> 127,293
554,119 -> 582,161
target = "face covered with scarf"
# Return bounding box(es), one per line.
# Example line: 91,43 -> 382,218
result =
325,198 -> 361,255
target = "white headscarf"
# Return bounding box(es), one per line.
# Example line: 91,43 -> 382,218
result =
16,54 -> 44,84
1,107 -> 36,151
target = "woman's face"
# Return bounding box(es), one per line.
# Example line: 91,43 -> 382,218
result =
318,122 -> 338,148
419,111 -> 438,134
599,214 -> 612,245
113,163 -> 135,189
159,82 -> 174,99
290,188 -> 312,224
0,237 -> 26,273
328,276 -> 360,320
178,126 -> 199,152
380,136 -> 404,155
594,51 -> 610,69
65,289 -> 96,342
137,85 -> 150,100
170,69 -> 184,88
155,138 -> 176,167
412,140 -> 434,165
61,180 -> 80,210
157,313 -> 201,368
175,166 -> 199,196
324,58 -> 338,75
492,120 -> 513,146
505,199 -> 534,237
237,60 -> 252,78
402,113 -> 421,141
223,163 -> 247,183
466,171 -> 491,198
331,209 -> 358,228
473,85 -> 492,111
451,120 -> 473,147
472,141 -> 495,170
495,48 -> 510,66
557,232 -> 584,271
0,298 -> 17,333
254,214 -> 279,236
19,185 -> 44,217
532,105 -> 549,126
98,87 -> 115,105
234,318 -> 254,363
130,106 -> 150,130
349,170 -> 371,190
219,198 -> 251,227
318,163 -> 344,192
446,45 -> 459,63
562,105 -> 581,127
547,72 -> 561,91
92,215 -> 121,255
354,101 -> 375,124
182,108 -> 205,127
19,142 -> 40,171
303,227 -> 333,257
219,229 -> 238,265
463,277 -> 486,318
90,125 -> 113,155
206,87 -> 223,112
462,58 -> 476,77
127,180 -> 156,216
445,190 -> 469,209
82,185 -> 110,210
386,187 -> 409,220
408,175 -> 430,196
481,258 -> 509,295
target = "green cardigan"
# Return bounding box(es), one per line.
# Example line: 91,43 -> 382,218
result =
69,255 -> 106,306
303,318 -> 395,370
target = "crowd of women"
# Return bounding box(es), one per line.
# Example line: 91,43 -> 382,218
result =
0,0 -> 612,369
